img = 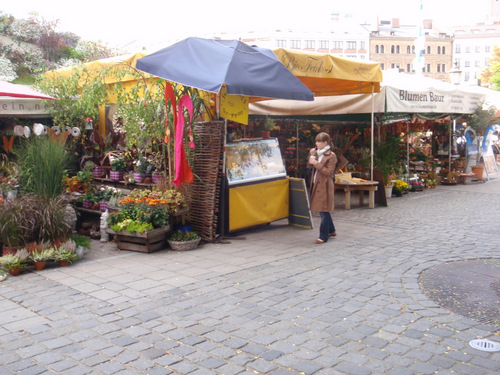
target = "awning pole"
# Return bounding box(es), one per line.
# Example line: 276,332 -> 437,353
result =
370,83 -> 375,180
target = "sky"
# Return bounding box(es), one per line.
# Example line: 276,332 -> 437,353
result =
1,0 -> 492,52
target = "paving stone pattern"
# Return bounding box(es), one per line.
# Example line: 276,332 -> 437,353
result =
1,181 -> 500,374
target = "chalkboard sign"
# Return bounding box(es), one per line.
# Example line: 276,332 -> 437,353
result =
288,178 -> 313,229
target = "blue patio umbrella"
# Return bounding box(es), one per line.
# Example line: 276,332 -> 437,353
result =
136,37 -> 314,102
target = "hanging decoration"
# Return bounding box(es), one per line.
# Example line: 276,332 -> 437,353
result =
173,95 -> 194,186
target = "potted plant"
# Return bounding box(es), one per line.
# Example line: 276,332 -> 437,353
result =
0,253 -> 27,276
97,185 -> 122,212
82,191 -> 98,209
30,248 -> 55,271
133,156 -> 151,183
393,179 -> 409,197
69,234 -> 91,260
106,188 -> 185,253
167,229 -> 201,251
261,116 -> 275,139
110,157 -> 128,181
53,240 -> 78,266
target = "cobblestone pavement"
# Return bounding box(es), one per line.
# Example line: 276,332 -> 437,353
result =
1,180 -> 500,374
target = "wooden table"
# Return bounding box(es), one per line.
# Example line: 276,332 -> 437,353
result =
334,181 -> 379,209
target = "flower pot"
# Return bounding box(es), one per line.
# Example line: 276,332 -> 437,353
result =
152,171 -> 165,184
8,266 -> 21,276
109,170 -> 124,181
471,165 -> 484,180
167,238 -> 201,251
385,185 -> 393,199
261,130 -> 271,139
82,199 -> 94,209
99,201 -> 108,212
133,172 -> 147,184
76,246 -> 85,261
33,261 -> 46,271
58,260 -> 69,267
92,166 -> 104,178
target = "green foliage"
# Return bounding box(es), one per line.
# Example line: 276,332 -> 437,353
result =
35,66 -> 111,129
372,133 -> 405,185
14,135 -> 70,198
0,254 -> 26,270
30,248 -> 55,262
109,219 -> 153,233
168,230 -> 200,242
69,234 -> 91,249
111,157 -> 127,171
53,247 -> 78,263
462,103 -> 497,135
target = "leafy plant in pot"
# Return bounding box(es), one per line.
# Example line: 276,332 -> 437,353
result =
134,156 -> 152,183
30,248 -> 55,271
0,249 -> 29,275
167,229 -> 201,251
110,157 -> 128,181
261,116 -> 275,139
53,239 -> 78,266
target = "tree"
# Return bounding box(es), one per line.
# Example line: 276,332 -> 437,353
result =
480,45 -> 500,89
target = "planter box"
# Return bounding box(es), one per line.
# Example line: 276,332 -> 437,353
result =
106,225 -> 170,253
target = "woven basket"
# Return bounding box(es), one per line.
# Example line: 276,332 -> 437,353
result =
167,238 -> 201,251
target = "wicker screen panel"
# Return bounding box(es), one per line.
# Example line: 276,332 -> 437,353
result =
186,121 -> 225,242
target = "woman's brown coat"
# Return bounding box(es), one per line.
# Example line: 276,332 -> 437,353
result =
308,150 -> 337,212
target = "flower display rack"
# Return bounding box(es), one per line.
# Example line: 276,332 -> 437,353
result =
106,225 -> 170,253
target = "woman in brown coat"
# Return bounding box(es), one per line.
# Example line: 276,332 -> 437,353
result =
308,132 -> 337,244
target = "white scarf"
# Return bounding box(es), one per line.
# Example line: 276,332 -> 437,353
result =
313,145 -> 330,183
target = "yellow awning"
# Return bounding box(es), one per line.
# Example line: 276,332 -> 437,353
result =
272,48 -> 383,96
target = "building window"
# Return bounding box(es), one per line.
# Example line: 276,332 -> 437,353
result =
464,71 -> 470,81
360,41 -> 365,50
475,45 -> 481,53
412,45 -> 415,54
442,64 -> 446,73
319,40 -> 329,49
427,64 -> 431,73
276,40 -> 286,48
455,44 -> 461,53
437,46 -> 441,54
290,40 -> 301,49
407,63 -> 411,72
485,45 -> 491,52
465,60 -> 470,67
442,46 -> 445,54
391,45 -> 395,54
375,45 -> 379,53
381,63 -> 385,70
346,41 -> 356,49
427,46 -> 431,54
396,45 -> 400,53
380,45 -> 385,53
333,41 -> 343,49
305,40 -> 315,49
475,60 -> 480,67
437,64 -> 441,73
465,45 -> 471,53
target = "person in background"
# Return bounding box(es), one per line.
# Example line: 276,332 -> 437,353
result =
308,132 -> 337,244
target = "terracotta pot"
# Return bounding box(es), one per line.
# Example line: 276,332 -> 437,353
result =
261,130 -> 271,139
58,260 -> 69,267
8,266 -> 21,276
33,261 -> 46,271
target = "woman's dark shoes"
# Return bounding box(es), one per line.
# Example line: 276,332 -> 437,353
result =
315,239 -> 325,244
329,232 -> 337,237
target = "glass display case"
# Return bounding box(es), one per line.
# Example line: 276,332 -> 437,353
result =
225,138 -> 287,186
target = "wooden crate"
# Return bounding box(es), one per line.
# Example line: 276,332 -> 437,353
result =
106,225 -> 170,253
